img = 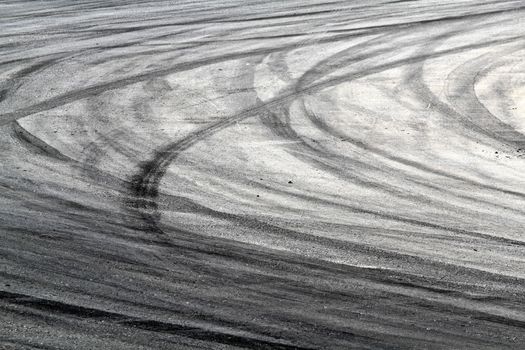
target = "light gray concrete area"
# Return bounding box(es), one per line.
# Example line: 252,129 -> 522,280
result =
1,0 -> 525,348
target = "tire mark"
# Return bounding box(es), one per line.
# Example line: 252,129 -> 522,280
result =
0,290 -> 314,350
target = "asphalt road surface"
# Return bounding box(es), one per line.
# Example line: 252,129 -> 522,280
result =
1,0 -> 525,349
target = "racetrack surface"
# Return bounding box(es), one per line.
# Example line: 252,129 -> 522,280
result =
1,0 -> 525,348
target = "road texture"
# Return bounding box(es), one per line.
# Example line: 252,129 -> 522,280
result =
1,0 -> 525,349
